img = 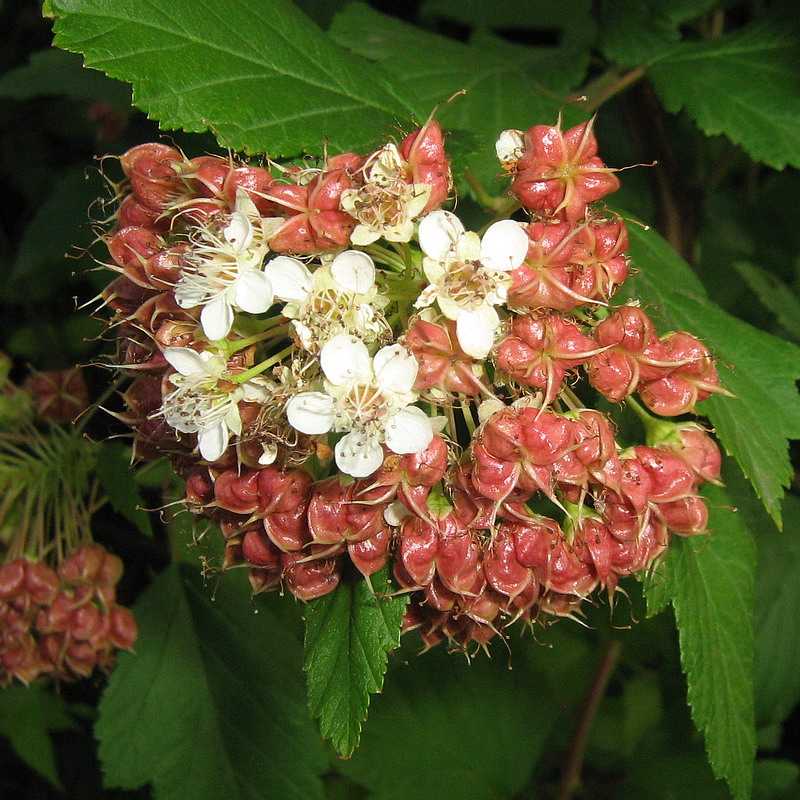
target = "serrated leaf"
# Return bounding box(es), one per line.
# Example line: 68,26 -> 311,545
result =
329,3 -> 586,190
97,564 -> 327,800
649,14 -> 800,169
337,641 -> 558,800
622,220 -> 800,526
303,567 -> 406,758
751,492 -> 800,728
661,478 -> 756,800
0,47 -> 130,105
643,561 -> 671,617
732,261 -> 800,343
48,0 -> 420,157
94,441 -> 152,536
0,684 -> 76,790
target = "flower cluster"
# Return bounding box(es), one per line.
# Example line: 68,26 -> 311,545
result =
0,545 -> 137,684
96,115 -> 728,651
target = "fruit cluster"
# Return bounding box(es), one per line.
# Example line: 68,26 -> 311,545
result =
95,115 -> 726,650
0,545 -> 137,684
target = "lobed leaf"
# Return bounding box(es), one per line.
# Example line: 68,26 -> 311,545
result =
96,564 -> 327,800
623,220 -> 800,526
648,14 -> 800,170
330,3 -> 586,189
46,0 -> 420,157
303,567 -> 406,758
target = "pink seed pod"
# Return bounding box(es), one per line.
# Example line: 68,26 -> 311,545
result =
25,367 -> 90,424
656,424 -> 722,485
24,562 -> 60,606
222,165 -> 278,215
281,550 -> 343,601
243,527 -> 285,566
634,446 -> 696,503
0,560 -> 26,601
109,606 -> 138,650
484,525 -> 537,604
348,525 -> 392,577
655,495 -> 709,536
263,503 -> 311,552
511,118 -> 620,222
257,467 -> 312,514
187,155 -> 231,200
107,226 -> 165,284
398,119 -> 452,212
214,468 -> 261,515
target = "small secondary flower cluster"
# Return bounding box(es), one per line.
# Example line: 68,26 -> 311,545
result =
0,545 -> 137,685
97,116 -> 726,649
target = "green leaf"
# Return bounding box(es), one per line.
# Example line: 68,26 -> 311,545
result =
600,0 -> 719,67
337,640 -> 559,800
12,167 -> 105,296
329,3 -> 585,190
0,47 -> 130,105
0,683 -> 76,790
752,493 -> 800,729
648,14 -> 800,169
752,760 -> 800,800
94,441 -> 152,536
732,261 -> 800,343
303,566 -> 407,758
658,476 -> 757,800
623,219 -> 800,526
47,0 -> 419,156
97,564 -> 327,800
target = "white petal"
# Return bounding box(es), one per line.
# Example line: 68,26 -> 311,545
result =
224,212 -> 254,252
320,334 -> 372,386
200,295 -> 234,340
164,347 -> 209,376
384,407 -> 434,455
331,250 -> 376,294
242,378 -> 275,403
479,220 -> 529,272
285,392 -> 337,435
258,443 -> 278,465
456,305 -> 500,360
335,431 -> 384,478
234,268 -> 274,314
477,396 -> 506,423
263,256 -> 313,302
418,210 -> 464,260
373,344 -> 418,395
495,129 -> 525,165
383,500 -> 410,526
198,424 -> 229,462
480,219 -> 530,272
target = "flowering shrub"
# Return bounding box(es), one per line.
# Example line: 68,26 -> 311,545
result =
94,116 -> 728,651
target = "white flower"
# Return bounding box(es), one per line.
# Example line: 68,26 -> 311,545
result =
285,334 -> 433,477
495,129 -> 525,170
174,192 -> 274,341
263,250 -> 388,350
340,144 -> 431,245
415,210 -> 528,360
160,346 -> 271,462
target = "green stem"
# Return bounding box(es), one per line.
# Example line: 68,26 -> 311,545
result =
579,65 -> 647,113
363,244 -> 407,272
227,344 -> 294,384
218,320 -> 289,357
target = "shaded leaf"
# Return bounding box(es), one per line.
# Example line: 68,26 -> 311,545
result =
0,48 -> 130,106
337,640 -> 558,800
330,3 -> 586,189
303,567 -> 406,758
0,683 -> 76,790
623,219 -> 800,526
656,475 -> 756,800
752,760 -> 800,800
751,492 -> 800,728
649,14 -> 800,169
97,564 -> 327,800
94,441 -> 152,536
732,261 -> 800,343
47,0 -> 419,156
600,0 -> 719,67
